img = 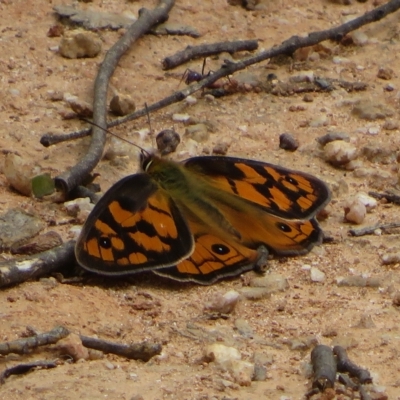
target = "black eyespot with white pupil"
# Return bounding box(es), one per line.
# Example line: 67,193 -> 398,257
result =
277,223 -> 292,233
99,237 -> 112,249
211,244 -> 230,255
286,176 -> 298,185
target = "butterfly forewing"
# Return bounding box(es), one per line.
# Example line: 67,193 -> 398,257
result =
75,174 -> 194,275
183,156 -> 331,219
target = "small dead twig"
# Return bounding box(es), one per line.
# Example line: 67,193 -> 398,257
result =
0,360 -> 58,385
80,336 -> 161,361
0,326 -> 162,362
348,222 -> 400,237
0,326 -> 70,355
333,346 -> 372,384
162,39 -> 258,70
0,240 -> 75,288
311,345 -> 337,391
369,191 -> 400,205
54,0 -> 175,194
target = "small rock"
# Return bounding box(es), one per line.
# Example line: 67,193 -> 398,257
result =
4,153 -> 41,196
64,197 -> 93,223
317,131 -> 350,146
381,252 -> 400,265
104,361 -> 115,370
354,313 -> 376,329
56,333 -> 89,361
0,209 -> 44,251
234,318 -> 254,338
156,129 -> 180,155
353,192 -> 377,212
384,83 -> 395,92
382,120 -> 399,130
239,287 -> 271,300
10,231 -> 63,255
352,100 -> 394,121
351,31 -> 369,46
362,144 -> 397,164
310,267 -> 326,282
204,343 -> 253,386
172,113 -> 191,123
66,96 -> 93,118
309,115 -> 328,127
392,292 -> 400,307
324,140 -> 358,166
336,276 -> 381,287
289,71 -> 314,82
331,335 -> 358,349
287,336 -> 318,351
249,273 -> 289,293
344,199 -> 366,224
212,142 -> 229,155
109,94 -> 136,116
302,93 -> 314,102
377,67 -> 394,80
185,95 -> 197,105
184,124 -> 209,142
204,290 -> 240,314
253,364 -> 267,381
59,29 -> 102,59
279,133 -> 299,151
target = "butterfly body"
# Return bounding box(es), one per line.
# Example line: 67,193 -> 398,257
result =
76,153 -> 331,284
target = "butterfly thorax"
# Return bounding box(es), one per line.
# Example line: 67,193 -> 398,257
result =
144,156 -> 243,241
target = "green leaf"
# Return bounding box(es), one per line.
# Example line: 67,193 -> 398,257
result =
31,173 -> 55,198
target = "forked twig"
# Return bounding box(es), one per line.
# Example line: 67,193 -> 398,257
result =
0,326 -> 162,361
54,0 -> 175,194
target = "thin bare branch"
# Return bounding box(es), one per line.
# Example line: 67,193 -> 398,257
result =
162,39 -> 258,70
54,0 -> 175,194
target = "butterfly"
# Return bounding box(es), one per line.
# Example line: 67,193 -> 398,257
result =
75,152 -> 331,284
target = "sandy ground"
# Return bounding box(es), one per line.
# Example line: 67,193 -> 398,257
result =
1,0 -> 400,399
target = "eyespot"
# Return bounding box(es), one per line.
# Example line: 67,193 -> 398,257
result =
277,223 -> 292,233
211,243 -> 230,255
99,237 -> 112,249
285,176 -> 298,185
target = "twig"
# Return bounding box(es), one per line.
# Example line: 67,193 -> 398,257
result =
0,326 -> 162,362
54,0 -> 175,194
311,345 -> 337,391
0,360 -> 58,385
162,40 -> 259,70
80,336 -> 162,361
0,241 -> 75,288
333,346 -> 372,384
369,191 -> 400,205
0,326 -> 70,355
349,222 -> 400,237
41,0 -> 400,154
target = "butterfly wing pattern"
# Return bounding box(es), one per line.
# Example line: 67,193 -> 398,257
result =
76,155 -> 331,284
75,173 -> 194,275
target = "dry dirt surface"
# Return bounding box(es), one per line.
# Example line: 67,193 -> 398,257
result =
1,0 -> 400,399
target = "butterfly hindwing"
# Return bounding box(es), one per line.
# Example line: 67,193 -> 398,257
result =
154,231 -> 261,284
183,156 -> 330,219
75,173 -> 194,275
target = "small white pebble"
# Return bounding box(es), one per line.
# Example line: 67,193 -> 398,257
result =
310,267 -> 326,283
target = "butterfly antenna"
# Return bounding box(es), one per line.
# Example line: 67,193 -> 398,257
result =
80,118 -> 150,157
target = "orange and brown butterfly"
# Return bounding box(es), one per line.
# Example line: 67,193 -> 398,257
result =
75,149 -> 331,284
